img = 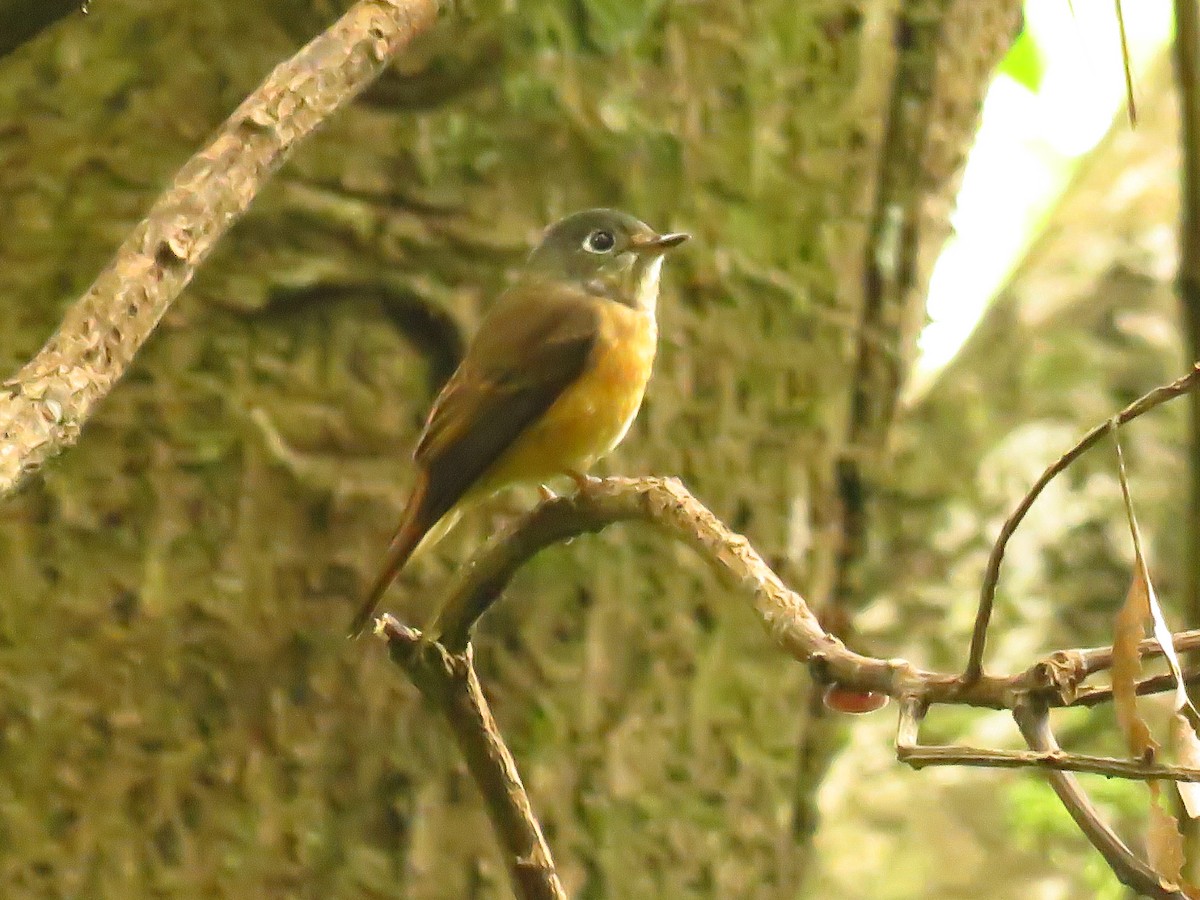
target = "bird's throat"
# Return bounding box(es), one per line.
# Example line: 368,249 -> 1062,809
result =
632,255 -> 664,314
586,254 -> 664,313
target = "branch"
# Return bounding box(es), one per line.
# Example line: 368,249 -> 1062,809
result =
381,618 -> 566,900
393,465 -> 1200,895
425,475 -> 1200,715
0,0 -> 440,497
1069,667 -> 1200,708
965,363 -> 1200,683
906,699 -> 1182,898
1013,700 -> 1186,899
1072,628 -> 1200,678
901,737 -> 1200,782
428,476 -> 892,678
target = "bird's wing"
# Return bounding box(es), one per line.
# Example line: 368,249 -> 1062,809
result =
412,280 -> 601,527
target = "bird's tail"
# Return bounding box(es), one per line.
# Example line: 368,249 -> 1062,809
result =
348,475 -> 460,638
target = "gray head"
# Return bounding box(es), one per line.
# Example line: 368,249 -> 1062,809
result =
523,208 -> 688,312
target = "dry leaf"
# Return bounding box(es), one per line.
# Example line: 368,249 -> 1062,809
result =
1113,429 -> 1161,763
1172,714 -> 1200,819
1144,566 -> 1196,719
1113,565 -> 1156,758
1113,430 -> 1194,717
1147,783 -> 1185,885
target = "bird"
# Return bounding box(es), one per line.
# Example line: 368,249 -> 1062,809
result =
348,208 -> 689,637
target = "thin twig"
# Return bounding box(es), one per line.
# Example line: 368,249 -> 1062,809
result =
1070,667 -> 1200,708
381,617 -> 567,900
965,364 -> 1200,683
1075,628 -> 1200,677
898,670 -> 1200,781
0,0 -> 440,497
1014,699 -> 1184,899
900,741 -> 1200,782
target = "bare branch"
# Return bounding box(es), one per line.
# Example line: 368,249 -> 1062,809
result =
1070,667 -> 1200,708
0,0 -> 440,497
898,683 -> 1200,781
381,618 -> 567,900
1074,628 -> 1200,678
965,364 -> 1200,683
406,472 -> 1200,894
426,476 -> 965,703
900,739 -> 1200,782
425,474 -> 1200,717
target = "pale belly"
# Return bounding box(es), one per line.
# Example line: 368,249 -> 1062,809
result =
477,305 -> 657,491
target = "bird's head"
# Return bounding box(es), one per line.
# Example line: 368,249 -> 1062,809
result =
523,208 -> 689,313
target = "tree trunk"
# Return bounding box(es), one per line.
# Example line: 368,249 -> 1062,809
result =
0,1 -> 1016,895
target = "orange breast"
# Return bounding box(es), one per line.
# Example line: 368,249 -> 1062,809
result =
478,301 -> 657,490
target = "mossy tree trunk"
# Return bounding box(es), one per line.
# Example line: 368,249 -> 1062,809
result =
0,1 -> 1016,896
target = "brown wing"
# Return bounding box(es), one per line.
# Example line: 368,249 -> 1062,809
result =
410,279 -> 601,530
348,282 -> 600,636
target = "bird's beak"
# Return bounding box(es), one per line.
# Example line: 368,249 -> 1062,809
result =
631,232 -> 690,255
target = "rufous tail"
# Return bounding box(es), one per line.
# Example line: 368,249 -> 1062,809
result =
348,475 -> 434,638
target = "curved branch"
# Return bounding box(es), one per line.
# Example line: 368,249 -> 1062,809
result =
1014,700 -> 1185,900
965,363 -> 1200,683
0,0 -> 440,497
426,475 -> 1200,715
382,618 -> 566,900
428,476 -> 914,689
387,471 -> 1200,894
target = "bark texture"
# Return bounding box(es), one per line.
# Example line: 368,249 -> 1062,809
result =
0,1 -> 1015,896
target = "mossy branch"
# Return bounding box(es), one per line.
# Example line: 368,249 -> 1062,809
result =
383,621 -> 566,900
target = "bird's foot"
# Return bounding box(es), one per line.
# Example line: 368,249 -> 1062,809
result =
567,470 -> 603,497
537,483 -> 557,502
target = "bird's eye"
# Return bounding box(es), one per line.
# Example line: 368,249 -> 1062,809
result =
583,229 -> 616,253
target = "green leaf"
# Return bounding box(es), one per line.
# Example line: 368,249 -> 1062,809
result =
999,28 -> 1045,94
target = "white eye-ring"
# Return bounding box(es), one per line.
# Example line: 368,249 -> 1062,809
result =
583,229 -> 616,253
